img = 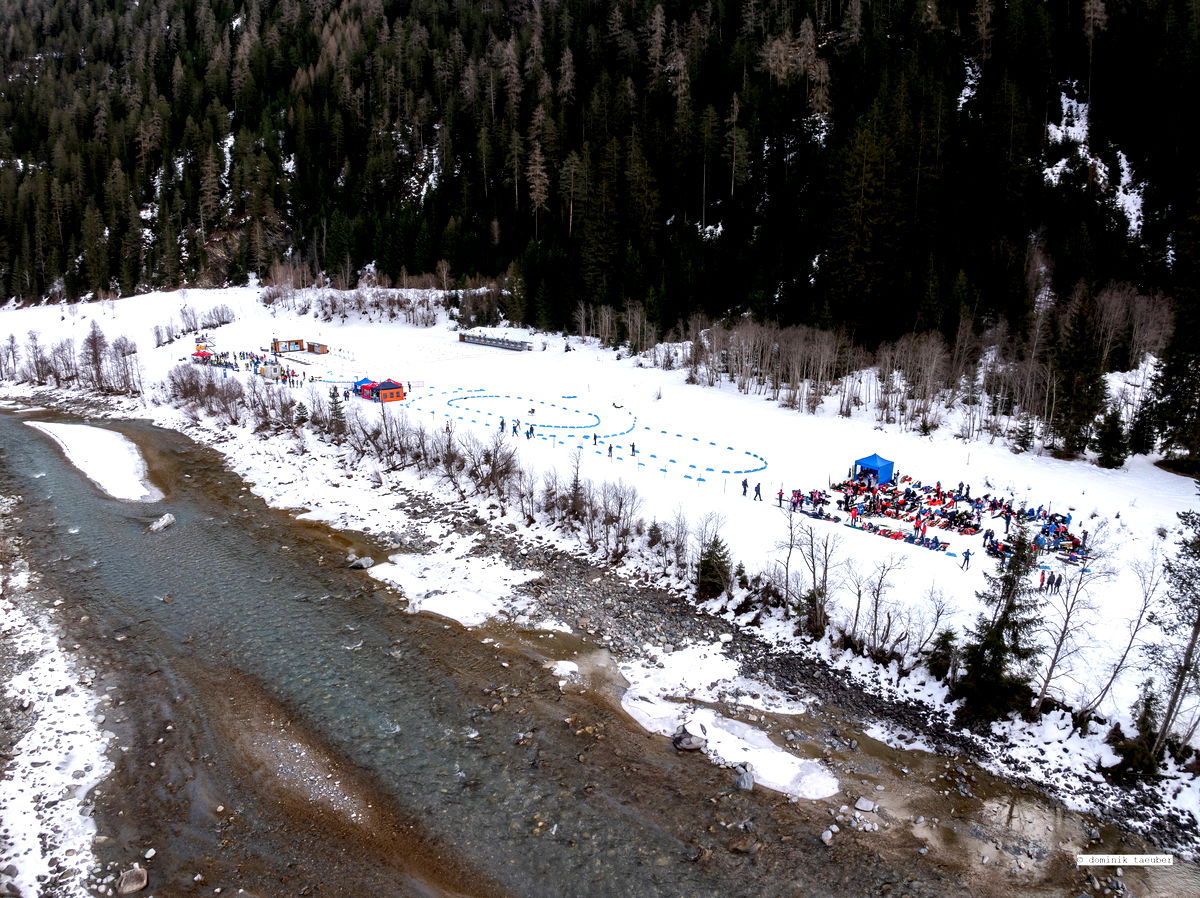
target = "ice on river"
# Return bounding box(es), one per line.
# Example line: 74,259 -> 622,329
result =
26,422 -> 164,502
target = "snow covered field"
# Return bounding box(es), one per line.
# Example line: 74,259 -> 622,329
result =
1,286 -> 1198,867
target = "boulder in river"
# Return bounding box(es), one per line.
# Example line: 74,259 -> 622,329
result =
117,864 -> 148,893
347,556 -> 375,570
147,513 -> 175,533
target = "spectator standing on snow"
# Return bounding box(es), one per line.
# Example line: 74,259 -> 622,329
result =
1039,570 -> 1046,591
754,483 -> 762,501
961,549 -> 972,570
777,489 -> 784,507
742,478 -> 749,496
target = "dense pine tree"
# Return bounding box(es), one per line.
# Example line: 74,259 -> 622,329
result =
695,534 -> 732,600
954,525 -> 1042,720
0,0 -> 1193,366
1095,405 -> 1129,469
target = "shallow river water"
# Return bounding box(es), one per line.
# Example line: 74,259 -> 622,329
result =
2,408 -> 1197,898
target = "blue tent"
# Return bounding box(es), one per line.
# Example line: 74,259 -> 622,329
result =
352,377 -> 373,395
854,453 -> 894,484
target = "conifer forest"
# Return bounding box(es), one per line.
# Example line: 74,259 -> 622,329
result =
2,0 -> 1199,461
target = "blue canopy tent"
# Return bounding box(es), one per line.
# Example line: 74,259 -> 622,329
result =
854,453 -> 894,485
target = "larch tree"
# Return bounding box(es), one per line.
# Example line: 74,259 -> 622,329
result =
80,319 -> 108,389
526,140 -> 550,238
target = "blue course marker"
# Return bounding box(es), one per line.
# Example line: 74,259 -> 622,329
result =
705,467 -> 714,472
668,458 -> 677,463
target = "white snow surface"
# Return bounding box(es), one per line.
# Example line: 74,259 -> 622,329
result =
620,640 -> 838,799
0,285 -> 1198,854
1044,87 -> 1143,235
370,531 -> 542,626
0,546 -> 114,898
26,421 -> 164,502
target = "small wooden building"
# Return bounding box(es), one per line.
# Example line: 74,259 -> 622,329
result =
271,338 -> 305,353
307,340 -> 330,354
373,379 -> 406,402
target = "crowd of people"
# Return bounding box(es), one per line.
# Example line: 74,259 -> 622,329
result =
812,470 -> 1094,571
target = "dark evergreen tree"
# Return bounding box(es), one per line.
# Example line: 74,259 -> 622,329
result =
327,387 -> 346,441
1011,416 -> 1036,454
1095,405 -> 1129,468
954,525 -> 1042,720
695,534 -> 732,600
1148,313 -> 1200,468
0,0 -> 1191,360
924,628 -> 960,683
1052,293 -> 1107,456
1127,400 -> 1157,457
